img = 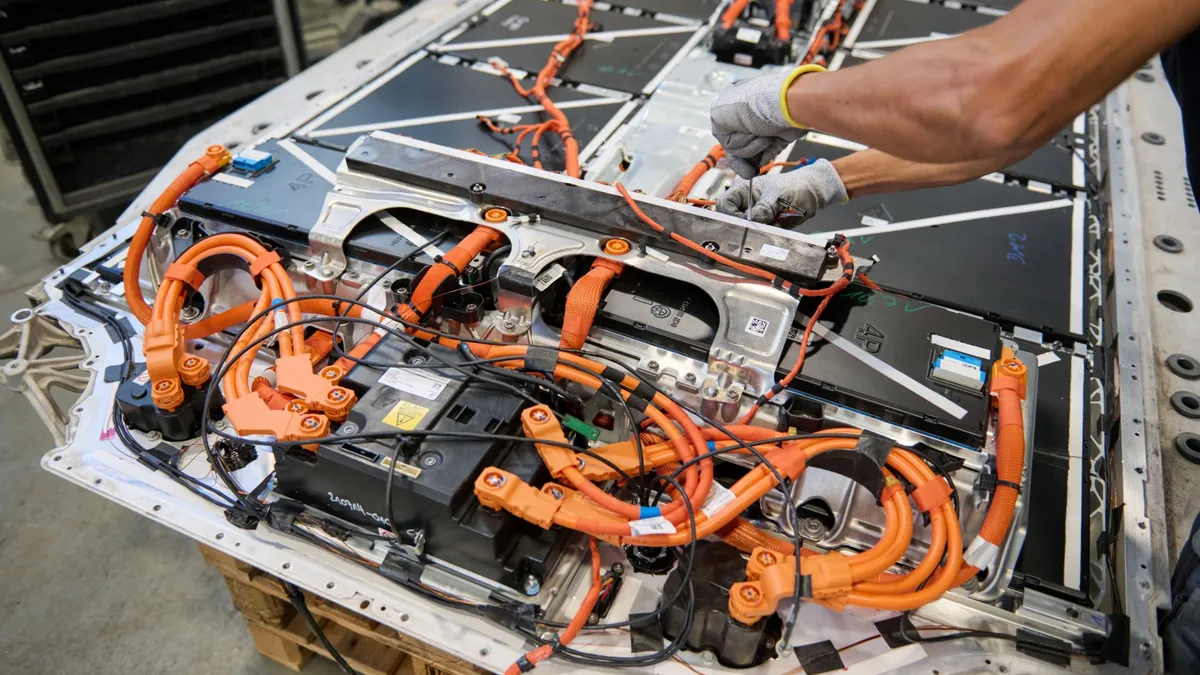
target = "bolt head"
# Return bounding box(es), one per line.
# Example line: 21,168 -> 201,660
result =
421,454 -> 439,467
727,389 -> 740,399
303,260 -> 316,268
756,551 -> 776,566
155,380 -> 172,391
484,472 -> 506,488
183,357 -> 200,367
547,486 -> 564,500
647,360 -> 659,370
301,416 -> 321,430
703,386 -> 718,397
503,319 -> 516,329
175,229 -> 190,239
684,373 -> 697,383
739,586 -> 761,603
530,408 -> 549,422
328,388 -> 347,402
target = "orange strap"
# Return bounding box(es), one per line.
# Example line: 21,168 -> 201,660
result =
911,478 -> 953,513
248,250 -> 282,278
163,261 -> 206,291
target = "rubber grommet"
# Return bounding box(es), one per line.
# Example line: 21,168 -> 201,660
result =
1153,234 -> 1184,254
1167,354 -> 1200,380
1169,391 -> 1200,419
1175,433 -> 1200,465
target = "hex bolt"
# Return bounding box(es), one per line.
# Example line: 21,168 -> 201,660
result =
530,408 -> 550,422
175,228 -> 190,239
470,183 -> 486,194
303,259 -> 316,269
484,472 -> 506,488
301,416 -> 321,431
684,373 -> 697,383
727,389 -> 740,400
523,574 -> 541,596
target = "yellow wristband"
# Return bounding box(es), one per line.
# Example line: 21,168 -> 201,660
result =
779,64 -> 827,129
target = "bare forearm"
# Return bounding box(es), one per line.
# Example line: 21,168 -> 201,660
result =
787,0 -> 1200,164
832,149 -> 1019,198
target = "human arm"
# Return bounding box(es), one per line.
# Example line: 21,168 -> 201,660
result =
785,0 -> 1200,163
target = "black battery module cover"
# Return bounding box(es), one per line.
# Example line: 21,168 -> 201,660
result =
780,286 -> 1002,448
272,338 -> 568,589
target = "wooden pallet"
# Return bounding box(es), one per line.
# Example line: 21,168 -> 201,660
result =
199,544 -> 490,675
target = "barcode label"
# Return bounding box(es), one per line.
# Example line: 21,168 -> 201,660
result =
629,516 -> 677,537
759,243 -> 789,261
745,316 -> 770,337
378,368 -> 451,400
701,482 -> 736,519
860,215 -> 889,227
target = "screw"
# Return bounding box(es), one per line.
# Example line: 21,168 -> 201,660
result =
701,652 -> 716,665
421,454 -> 440,467
521,248 -> 536,258
465,303 -> 478,311
470,183 -> 486,194
647,360 -> 659,371
756,551 -> 776,566
328,388 -> 348,402
303,259 -> 316,269
301,416 -> 321,431
175,228 -> 190,239
399,613 -> 409,622
155,380 -> 172,391
727,389 -> 740,400
503,319 -> 516,330
739,586 -> 761,603
703,386 -> 718,397
340,423 -> 359,435
1066,607 -> 1080,619
180,306 -> 201,322
764,638 -> 775,650
1140,580 -> 1151,590
684,373 -> 696,383
484,472 -> 506,488
183,357 -> 200,368
547,486 -> 564,499
321,366 -> 341,380
611,562 -> 624,574
346,270 -> 359,279
531,408 -> 549,422
702,241 -> 719,252
479,648 -> 490,657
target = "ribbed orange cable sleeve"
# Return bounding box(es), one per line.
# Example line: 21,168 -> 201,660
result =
976,389 -> 1024,545
559,258 -> 624,349
672,145 -> 724,200
722,0 -> 752,27
775,0 -> 794,40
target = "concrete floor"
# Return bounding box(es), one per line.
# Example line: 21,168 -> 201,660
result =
0,159 -> 340,674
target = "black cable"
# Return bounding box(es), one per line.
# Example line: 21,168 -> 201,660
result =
328,232 -> 452,370
385,436 -> 406,542
283,581 -> 359,675
482,244 -> 511,278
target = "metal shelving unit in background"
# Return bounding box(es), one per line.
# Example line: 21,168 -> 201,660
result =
0,0 -> 304,255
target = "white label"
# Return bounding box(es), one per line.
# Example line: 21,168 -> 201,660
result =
1037,351 -> 1062,367
930,334 -> 992,360
938,357 -> 982,380
374,316 -> 404,336
733,53 -> 754,67
134,371 -> 151,385
759,243 -> 789,261
495,113 -> 522,125
629,516 -> 677,537
701,482 -> 736,519
378,368 -> 451,400
744,316 -> 770,337
212,173 -> 254,189
677,125 -> 708,138
735,27 -> 763,44
533,263 -> 566,291
860,215 -> 889,227
273,310 -> 287,331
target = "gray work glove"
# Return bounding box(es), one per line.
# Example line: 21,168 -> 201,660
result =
710,67 -> 822,179
717,159 -> 847,224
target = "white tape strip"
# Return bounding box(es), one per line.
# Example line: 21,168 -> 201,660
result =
212,173 -> 254,188
807,321 -> 969,419
378,213 -> 445,258
930,334 -> 992,360
812,199 -> 1074,239
275,139 -> 338,185
442,25 -> 695,52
